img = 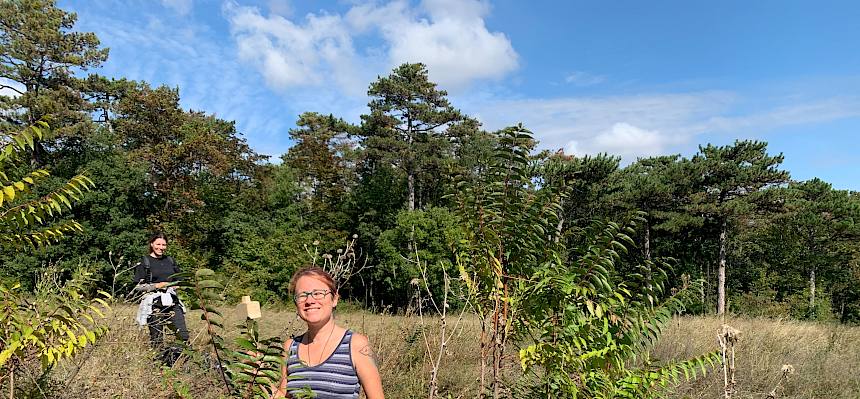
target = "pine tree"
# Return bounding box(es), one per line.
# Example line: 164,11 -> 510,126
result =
689,140 -> 789,315
360,63 -> 462,211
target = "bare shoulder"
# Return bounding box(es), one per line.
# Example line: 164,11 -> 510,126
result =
350,332 -> 375,358
351,332 -> 370,347
283,337 -> 294,350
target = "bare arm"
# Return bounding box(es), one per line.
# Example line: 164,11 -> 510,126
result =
351,333 -> 384,399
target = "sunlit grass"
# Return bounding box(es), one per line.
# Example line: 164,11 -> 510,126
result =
41,306 -> 860,399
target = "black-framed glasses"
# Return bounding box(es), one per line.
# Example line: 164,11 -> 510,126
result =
294,289 -> 331,303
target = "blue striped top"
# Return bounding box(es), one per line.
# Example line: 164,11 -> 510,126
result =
286,329 -> 360,399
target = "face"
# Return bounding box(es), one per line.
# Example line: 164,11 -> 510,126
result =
150,238 -> 167,257
294,275 -> 338,326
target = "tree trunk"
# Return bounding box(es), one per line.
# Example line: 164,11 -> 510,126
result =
644,222 -> 651,261
644,221 -> 653,304
809,268 -> 816,318
478,317 -> 488,399
718,218 -> 727,316
700,259 -> 706,314
407,116 -> 415,211
407,172 -> 415,211
554,216 -> 564,243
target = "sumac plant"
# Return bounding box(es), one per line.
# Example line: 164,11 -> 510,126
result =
0,122 -> 94,249
0,122 -> 108,395
453,125 -> 719,398
0,269 -> 110,394
516,218 -> 721,398
176,268 -> 311,399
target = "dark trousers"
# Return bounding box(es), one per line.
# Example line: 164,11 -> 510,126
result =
147,304 -> 189,364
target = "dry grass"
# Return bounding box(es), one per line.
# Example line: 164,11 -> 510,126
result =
17,307 -> 860,398
656,316 -> 860,399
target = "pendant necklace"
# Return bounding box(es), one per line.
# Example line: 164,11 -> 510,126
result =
305,324 -> 336,366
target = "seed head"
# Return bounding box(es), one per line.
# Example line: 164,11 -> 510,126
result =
718,324 -> 741,345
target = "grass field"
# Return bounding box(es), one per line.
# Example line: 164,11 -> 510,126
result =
30,305 -> 860,398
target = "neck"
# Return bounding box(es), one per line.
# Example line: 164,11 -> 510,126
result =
305,318 -> 335,342
149,252 -> 162,258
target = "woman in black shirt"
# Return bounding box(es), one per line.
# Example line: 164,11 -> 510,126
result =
133,232 -> 188,365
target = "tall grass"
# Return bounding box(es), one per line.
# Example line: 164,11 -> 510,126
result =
656,316 -> 860,399
17,306 -> 860,398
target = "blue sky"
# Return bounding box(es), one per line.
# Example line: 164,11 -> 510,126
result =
61,0 -> 860,190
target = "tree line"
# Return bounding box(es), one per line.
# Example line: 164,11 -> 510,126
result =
2,0 -> 859,322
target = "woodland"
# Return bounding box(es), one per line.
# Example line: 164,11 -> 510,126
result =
1,1 -> 859,398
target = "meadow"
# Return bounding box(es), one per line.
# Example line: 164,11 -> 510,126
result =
35,305 -> 860,399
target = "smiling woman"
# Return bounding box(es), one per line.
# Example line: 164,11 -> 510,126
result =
132,232 -> 188,366
273,267 -> 384,399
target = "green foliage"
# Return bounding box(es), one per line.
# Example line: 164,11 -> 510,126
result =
361,62 -> 463,210
112,82 -> 264,226
230,319 -> 291,399
376,207 -> 463,308
284,112 -> 356,229
220,210 -> 346,303
544,151 -> 620,244
452,123 -> 563,311
730,178 -> 860,320
450,124 -> 567,396
175,268 -> 315,399
687,140 -> 790,314
0,120 -> 109,395
1,122 -> 93,249
0,0 -> 107,132
516,218 -> 721,398
0,268 -> 110,383
453,126 -> 719,397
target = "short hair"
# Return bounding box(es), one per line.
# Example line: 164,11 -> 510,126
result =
289,266 -> 337,296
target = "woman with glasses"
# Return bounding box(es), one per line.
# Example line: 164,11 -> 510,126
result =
273,266 -> 384,399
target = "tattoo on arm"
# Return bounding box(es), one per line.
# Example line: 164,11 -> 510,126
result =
359,344 -> 378,368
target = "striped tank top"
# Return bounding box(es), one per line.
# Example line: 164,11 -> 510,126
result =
286,329 -> 360,399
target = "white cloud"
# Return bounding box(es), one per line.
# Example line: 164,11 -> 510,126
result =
470,92 -> 732,157
224,0 -> 518,95
565,123 -> 675,158
161,0 -> 193,16
267,0 -> 292,17
225,2 -> 368,95
698,97 -> 860,133
66,1 -> 860,167
467,92 -> 860,162
70,5 -> 293,157
352,0 -> 518,88
564,71 -> 606,86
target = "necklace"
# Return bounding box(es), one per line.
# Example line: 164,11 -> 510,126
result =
304,324 -> 336,366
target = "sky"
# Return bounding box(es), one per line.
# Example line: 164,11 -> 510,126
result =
61,0 -> 860,190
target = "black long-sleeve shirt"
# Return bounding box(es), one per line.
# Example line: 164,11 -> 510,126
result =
132,255 -> 179,292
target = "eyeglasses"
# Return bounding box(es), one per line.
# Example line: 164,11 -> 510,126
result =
294,289 -> 331,303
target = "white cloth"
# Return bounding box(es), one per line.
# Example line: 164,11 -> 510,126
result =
135,287 -> 186,326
